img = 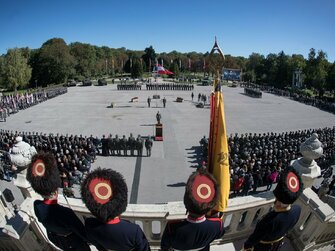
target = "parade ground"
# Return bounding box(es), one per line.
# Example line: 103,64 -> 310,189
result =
1,81 -> 334,205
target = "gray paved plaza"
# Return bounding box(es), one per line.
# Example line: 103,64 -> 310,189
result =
0,82 -> 334,204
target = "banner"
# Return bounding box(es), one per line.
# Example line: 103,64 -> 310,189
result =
222,68 -> 241,81
208,83 -> 230,212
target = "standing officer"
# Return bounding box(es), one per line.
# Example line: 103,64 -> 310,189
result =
162,97 -> 166,108
161,168 -> 225,250
26,152 -> 90,251
107,134 -> 114,156
114,134 -> 120,156
121,135 -> 128,156
243,167 -> 303,251
128,133 -> 136,156
147,96 -> 151,108
144,136 -> 153,157
81,168 -> 150,251
136,135 -> 143,156
101,135 -> 108,156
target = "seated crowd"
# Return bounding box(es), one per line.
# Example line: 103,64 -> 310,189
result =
200,127 -> 335,196
0,130 -> 153,190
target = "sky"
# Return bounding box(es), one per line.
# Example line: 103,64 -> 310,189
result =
0,0 -> 334,62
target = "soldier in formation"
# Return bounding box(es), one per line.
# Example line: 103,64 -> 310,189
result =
146,83 -> 194,91
100,134 -> 148,157
128,133 -> 136,156
145,136 -> 153,157
136,135 -> 144,156
117,84 -> 141,90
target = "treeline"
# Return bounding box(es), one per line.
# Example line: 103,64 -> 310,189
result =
0,37 -> 334,93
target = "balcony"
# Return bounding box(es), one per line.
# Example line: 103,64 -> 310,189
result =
1,186 -> 334,251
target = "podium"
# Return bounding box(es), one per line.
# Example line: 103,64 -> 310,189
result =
155,123 -> 163,141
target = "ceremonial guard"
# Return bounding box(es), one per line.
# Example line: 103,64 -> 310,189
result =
81,168 -> 150,251
26,152 -> 90,251
161,168 -> 225,250
243,167 -> 303,251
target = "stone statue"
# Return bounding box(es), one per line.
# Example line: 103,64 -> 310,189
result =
156,111 -> 161,124
290,133 -> 322,188
10,136 -> 37,172
9,136 -> 37,198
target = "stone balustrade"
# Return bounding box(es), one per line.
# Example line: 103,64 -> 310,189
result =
2,188 -> 335,251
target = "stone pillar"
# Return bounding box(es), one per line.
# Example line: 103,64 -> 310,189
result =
290,133 -> 322,189
13,170 -> 39,199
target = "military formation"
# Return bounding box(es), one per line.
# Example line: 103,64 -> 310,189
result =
241,82 -> 335,114
146,83 -> 194,90
100,134 -> 153,157
117,84 -> 142,90
244,87 -> 262,98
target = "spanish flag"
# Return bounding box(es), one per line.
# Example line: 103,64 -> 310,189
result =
208,79 -> 230,212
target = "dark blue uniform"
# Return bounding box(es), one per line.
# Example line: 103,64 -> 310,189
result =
85,217 -> 150,251
34,199 -> 90,251
161,215 -> 225,251
244,204 -> 301,251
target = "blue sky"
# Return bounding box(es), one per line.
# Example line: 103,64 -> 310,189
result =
1,0 -> 334,62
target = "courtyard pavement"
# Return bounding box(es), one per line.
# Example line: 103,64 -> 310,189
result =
0,81 -> 334,205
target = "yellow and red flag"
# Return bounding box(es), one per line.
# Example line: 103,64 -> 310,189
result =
208,81 -> 230,212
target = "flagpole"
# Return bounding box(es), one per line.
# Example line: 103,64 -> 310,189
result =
207,37 -> 230,213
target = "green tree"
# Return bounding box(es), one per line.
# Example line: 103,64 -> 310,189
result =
131,58 -> 143,78
264,53 -> 278,85
3,48 -> 32,92
326,62 -> 335,92
246,53 -> 265,83
142,46 -> 156,72
36,38 -> 74,85
305,48 -> 328,94
170,61 -> 180,77
0,56 -> 5,88
70,42 -> 97,78
275,51 -> 290,88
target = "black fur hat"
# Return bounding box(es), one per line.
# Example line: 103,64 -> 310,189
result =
183,168 -> 219,215
26,152 -> 61,197
81,168 -> 128,222
273,166 -> 303,204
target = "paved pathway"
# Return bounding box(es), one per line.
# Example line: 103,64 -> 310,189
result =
1,82 -> 334,204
